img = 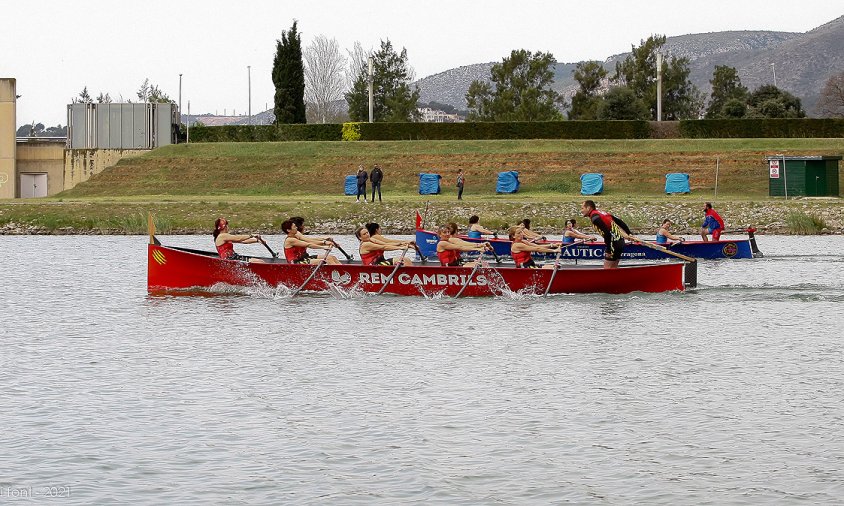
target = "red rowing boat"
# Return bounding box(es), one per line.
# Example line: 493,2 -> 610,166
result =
148,239 -> 697,296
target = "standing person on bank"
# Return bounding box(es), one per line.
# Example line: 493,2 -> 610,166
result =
700,202 -> 725,242
370,164 -> 383,203
356,165 -> 368,203
456,169 -> 465,200
581,200 -> 632,269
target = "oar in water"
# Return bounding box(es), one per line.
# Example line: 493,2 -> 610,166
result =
543,238 -> 590,297
455,251 -> 487,298
290,244 -> 333,296
376,246 -> 410,295
257,237 -> 278,258
629,236 -> 696,262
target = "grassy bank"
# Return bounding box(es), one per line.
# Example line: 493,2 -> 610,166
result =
2,138 -> 842,235
59,138 -> 844,198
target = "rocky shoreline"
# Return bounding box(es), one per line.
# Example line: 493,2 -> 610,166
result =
1,199 -> 842,235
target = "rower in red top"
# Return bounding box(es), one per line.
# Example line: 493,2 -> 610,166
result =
436,225 -> 490,267
355,226 -> 413,266
581,200 -> 632,269
509,227 -> 559,268
700,202 -> 725,242
213,217 -> 266,263
281,219 -> 340,265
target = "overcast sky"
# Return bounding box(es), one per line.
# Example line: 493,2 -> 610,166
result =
1,0 -> 841,127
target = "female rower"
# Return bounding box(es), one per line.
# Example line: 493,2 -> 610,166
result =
289,216 -> 334,245
365,222 -> 416,248
656,219 -> 685,245
510,227 -> 560,268
562,218 -> 596,243
467,215 -> 495,239
213,217 -> 267,263
281,219 -> 340,265
517,219 -> 545,241
355,226 -> 413,266
436,226 -> 490,267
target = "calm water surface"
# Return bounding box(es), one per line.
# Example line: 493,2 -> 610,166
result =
2,235 -> 843,504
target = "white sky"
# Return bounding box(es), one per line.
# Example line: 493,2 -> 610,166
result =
2,0 -> 842,127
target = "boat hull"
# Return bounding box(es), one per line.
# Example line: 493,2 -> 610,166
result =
415,229 -> 756,261
148,244 -> 691,296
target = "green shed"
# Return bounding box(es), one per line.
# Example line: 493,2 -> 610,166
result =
766,155 -> 841,197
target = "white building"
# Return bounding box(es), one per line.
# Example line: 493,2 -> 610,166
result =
417,107 -> 464,123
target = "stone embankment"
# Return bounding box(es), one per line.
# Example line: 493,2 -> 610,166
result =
1,199 -> 842,235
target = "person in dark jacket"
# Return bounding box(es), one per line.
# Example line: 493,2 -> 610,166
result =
456,169 -> 465,200
370,164 -> 383,202
356,165 -> 368,203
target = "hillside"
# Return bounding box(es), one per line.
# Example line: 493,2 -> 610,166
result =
60,139 -> 844,199
414,15 -> 844,115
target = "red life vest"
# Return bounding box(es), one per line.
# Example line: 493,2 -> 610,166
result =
284,244 -> 308,263
437,247 -> 461,266
511,246 -> 532,267
361,248 -> 387,266
216,241 -> 235,259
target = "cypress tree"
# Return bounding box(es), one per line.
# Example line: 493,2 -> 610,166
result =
272,21 -> 306,124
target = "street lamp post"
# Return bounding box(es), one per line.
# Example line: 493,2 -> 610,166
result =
368,56 -> 374,123
771,63 -> 777,87
247,65 -> 252,125
656,52 -> 663,122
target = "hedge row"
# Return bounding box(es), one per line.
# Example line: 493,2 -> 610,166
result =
187,119 -> 844,142
679,119 -> 844,138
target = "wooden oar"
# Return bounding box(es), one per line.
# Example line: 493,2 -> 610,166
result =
629,236 -> 696,262
376,246 -> 410,295
257,237 -> 278,258
543,238 -> 590,297
290,244 -> 333,296
455,251 -> 486,298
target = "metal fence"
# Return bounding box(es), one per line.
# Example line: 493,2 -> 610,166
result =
66,102 -> 179,149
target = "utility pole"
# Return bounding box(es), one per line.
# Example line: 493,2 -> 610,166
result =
178,74 -> 182,119
247,65 -> 252,125
368,56 -> 374,123
656,53 -> 663,122
771,63 -> 777,87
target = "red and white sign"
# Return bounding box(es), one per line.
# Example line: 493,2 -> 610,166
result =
769,160 -> 781,179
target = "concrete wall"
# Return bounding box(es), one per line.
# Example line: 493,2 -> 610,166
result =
16,140 -> 66,196
0,78 -> 16,199
64,149 -> 145,191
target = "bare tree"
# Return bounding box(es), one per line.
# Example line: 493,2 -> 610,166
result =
303,34 -> 347,123
346,41 -> 371,95
817,71 -> 844,118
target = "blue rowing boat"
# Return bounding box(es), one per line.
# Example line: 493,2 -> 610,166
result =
414,214 -> 762,261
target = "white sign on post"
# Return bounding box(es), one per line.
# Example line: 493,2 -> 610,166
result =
769,160 -> 780,179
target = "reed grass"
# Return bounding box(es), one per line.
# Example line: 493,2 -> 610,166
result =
786,210 -> 827,234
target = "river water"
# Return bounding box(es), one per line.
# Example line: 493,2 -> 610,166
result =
2,235 -> 843,504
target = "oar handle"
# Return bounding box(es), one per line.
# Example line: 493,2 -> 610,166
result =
331,241 -> 353,261
257,237 -> 278,258
485,242 -> 501,264
412,243 -> 428,263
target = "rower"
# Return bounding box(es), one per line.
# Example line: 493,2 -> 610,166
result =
700,202 -> 725,242
467,215 -> 495,239
581,200 -> 632,269
656,219 -> 685,245
509,227 -> 559,268
562,218 -> 597,243
355,226 -> 413,266
281,220 -> 340,265
213,217 -> 266,263
436,226 -> 489,267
